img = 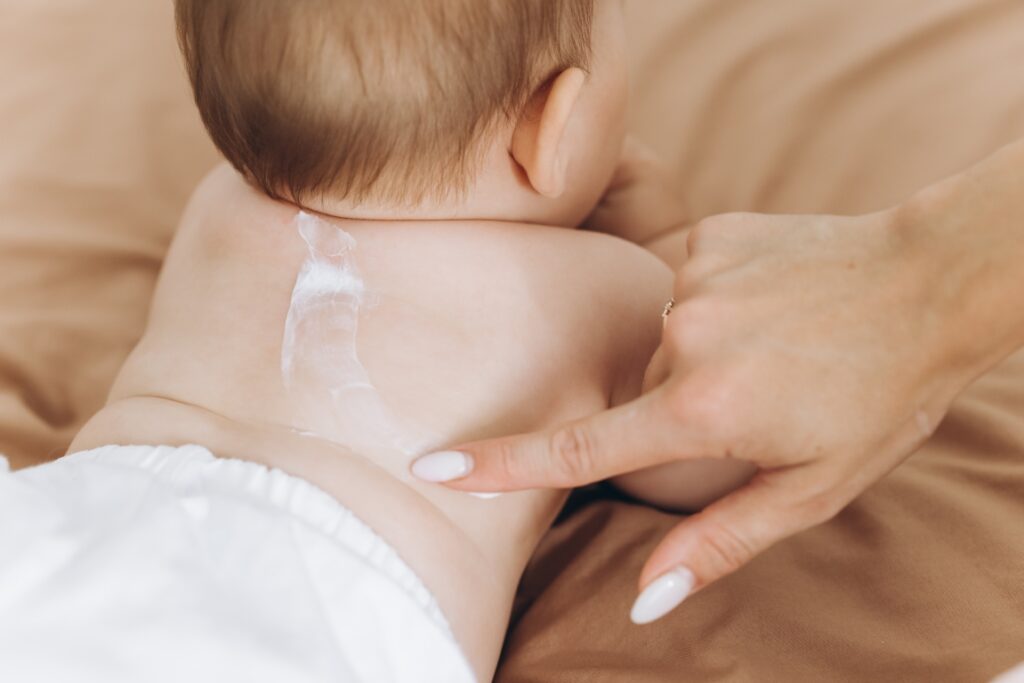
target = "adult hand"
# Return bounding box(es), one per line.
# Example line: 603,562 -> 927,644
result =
411,140 -> 1024,624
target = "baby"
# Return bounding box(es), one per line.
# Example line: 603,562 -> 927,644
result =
2,1 -> 745,681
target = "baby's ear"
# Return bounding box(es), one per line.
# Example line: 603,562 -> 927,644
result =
511,67 -> 587,199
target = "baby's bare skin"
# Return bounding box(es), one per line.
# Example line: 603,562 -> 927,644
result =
70,165 -> 672,680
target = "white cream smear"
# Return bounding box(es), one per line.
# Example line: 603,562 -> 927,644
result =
281,211 -> 429,458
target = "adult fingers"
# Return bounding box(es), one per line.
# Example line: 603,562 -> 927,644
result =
410,388 -> 709,493
629,468 -> 845,624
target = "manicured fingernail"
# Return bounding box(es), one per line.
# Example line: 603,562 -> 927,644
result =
468,492 -> 502,500
630,567 -> 696,625
411,451 -> 473,483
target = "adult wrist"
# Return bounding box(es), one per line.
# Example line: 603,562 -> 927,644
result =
895,143 -> 1024,389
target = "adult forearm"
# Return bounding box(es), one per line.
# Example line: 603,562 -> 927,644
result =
903,138 -> 1024,389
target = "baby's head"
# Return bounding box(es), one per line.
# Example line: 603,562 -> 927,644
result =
175,0 -> 627,226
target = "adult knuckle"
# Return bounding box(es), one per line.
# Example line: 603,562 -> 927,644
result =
673,298 -> 712,326
492,438 -> 526,481
663,299 -> 716,354
673,264 -> 703,296
662,313 -> 700,357
688,217 -> 726,254
677,253 -> 725,289
696,519 -> 758,576
715,211 -> 757,227
548,423 -> 598,484
689,212 -> 749,249
686,221 -> 712,255
796,489 -> 846,526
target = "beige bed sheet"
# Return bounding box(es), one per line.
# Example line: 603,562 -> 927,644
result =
1,1 -> 1021,681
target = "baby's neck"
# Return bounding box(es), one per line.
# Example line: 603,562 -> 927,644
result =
303,191 -> 567,229
297,152 -> 593,229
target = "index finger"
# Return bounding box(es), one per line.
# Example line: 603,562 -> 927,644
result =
409,387 -> 713,493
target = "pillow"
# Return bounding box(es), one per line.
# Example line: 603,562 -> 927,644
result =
0,0 -> 216,466
628,0 -> 1024,217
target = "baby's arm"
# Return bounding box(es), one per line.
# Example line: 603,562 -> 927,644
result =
612,460 -> 756,513
592,143 -> 757,511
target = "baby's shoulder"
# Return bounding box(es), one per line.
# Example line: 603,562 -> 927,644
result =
350,219 -> 673,419
173,163 -> 302,263
353,216 -> 671,343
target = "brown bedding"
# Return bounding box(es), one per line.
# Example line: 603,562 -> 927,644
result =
1,1 -> 1021,680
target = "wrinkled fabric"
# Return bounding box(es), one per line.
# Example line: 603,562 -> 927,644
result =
0,445 -> 475,683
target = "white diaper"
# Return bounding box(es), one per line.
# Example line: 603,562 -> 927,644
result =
0,445 -> 476,683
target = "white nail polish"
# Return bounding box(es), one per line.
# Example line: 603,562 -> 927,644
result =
468,492 -> 502,500
630,567 -> 696,625
411,451 -> 473,483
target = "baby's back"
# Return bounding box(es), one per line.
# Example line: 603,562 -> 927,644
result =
71,166 -> 671,677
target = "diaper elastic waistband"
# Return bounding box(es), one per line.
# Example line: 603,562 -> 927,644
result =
62,444 -> 452,634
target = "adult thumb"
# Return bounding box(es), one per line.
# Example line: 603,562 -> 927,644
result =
410,388 -> 705,493
629,472 -> 826,625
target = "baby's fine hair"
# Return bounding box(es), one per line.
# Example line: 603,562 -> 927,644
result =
175,0 -> 594,206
